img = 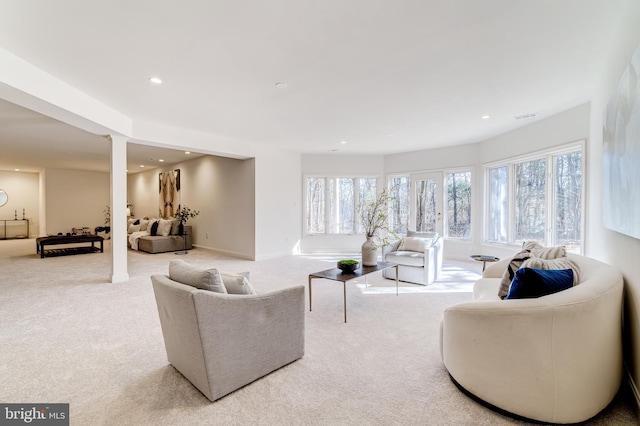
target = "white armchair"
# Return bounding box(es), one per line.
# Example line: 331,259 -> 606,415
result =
382,231 -> 443,285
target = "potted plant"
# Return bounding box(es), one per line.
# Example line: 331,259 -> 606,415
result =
174,205 -> 200,235
337,259 -> 360,273
357,187 -> 397,266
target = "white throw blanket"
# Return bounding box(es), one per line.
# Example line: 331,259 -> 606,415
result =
128,230 -> 150,251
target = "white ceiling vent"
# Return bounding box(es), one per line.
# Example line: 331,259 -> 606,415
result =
514,113 -> 538,120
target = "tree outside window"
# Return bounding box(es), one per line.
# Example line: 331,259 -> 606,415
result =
388,176 -> 409,235
515,159 -> 546,243
306,177 -> 325,234
485,145 -> 583,252
488,166 -> 508,243
447,171 -> 471,239
554,151 -> 582,251
305,176 -> 377,235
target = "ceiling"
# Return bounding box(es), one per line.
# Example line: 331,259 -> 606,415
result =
0,0 -> 629,173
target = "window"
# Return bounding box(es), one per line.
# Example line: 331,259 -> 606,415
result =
305,176 -> 377,235
488,166 -> 507,243
306,177 -> 325,234
447,171 -> 471,239
554,151 -> 582,251
514,159 -> 546,243
328,178 -> 354,234
415,178 -> 437,232
485,144 -> 583,252
388,176 -> 410,235
358,178 -> 378,234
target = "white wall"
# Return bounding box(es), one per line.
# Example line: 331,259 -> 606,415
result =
127,154 -> 256,259
0,170 -> 39,238
255,150 -> 302,260
586,0 -> 640,405
385,143 -> 482,260
382,106 -> 590,261
475,103 -> 591,261
385,143 -> 480,174
43,168 -> 109,235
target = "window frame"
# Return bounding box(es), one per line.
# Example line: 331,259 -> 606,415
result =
483,140 -> 585,252
303,174 -> 380,236
387,168 -> 474,240
445,168 -> 474,240
386,173 -> 411,235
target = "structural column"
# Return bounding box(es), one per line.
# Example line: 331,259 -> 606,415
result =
108,134 -> 129,283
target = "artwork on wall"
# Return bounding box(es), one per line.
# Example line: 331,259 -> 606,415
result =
159,169 -> 181,218
603,43 -> 640,240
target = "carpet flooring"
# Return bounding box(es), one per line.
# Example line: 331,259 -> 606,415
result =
0,239 -> 637,425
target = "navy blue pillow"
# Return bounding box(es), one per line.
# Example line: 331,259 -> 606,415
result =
506,267 -> 574,299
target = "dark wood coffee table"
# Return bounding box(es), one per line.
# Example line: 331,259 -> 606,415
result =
308,261 -> 399,323
36,234 -> 104,258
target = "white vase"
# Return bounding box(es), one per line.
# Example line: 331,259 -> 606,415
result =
361,236 -> 378,266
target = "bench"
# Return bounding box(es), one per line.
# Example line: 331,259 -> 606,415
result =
36,235 -> 104,258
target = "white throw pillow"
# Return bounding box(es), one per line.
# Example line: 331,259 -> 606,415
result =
139,219 -> 150,231
522,241 -> 567,259
158,219 -> 173,237
399,237 -> 431,252
127,223 -> 140,233
219,271 -> 256,295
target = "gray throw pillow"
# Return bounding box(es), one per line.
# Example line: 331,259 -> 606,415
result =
168,259 -> 227,293
219,271 -> 256,295
522,241 -> 567,259
520,257 -> 581,286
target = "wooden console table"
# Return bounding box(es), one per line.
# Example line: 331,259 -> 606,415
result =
1,219 -> 29,240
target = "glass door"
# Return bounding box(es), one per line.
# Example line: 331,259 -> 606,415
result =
412,173 -> 443,234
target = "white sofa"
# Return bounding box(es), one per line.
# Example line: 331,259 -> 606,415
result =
382,231 -> 443,285
439,253 -> 624,424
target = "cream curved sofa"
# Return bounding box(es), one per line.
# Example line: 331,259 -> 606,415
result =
440,254 -> 624,424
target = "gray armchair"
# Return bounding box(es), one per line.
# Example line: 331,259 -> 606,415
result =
382,231 -> 443,285
151,274 -> 305,401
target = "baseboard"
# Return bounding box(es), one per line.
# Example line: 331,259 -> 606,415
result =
626,366 -> 640,418
192,244 -> 255,260
254,251 -> 294,261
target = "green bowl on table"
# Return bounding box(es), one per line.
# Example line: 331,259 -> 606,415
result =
337,259 -> 359,273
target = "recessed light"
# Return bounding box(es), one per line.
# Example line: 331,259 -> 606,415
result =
481,115 -> 491,120
149,77 -> 162,85
341,140 -> 347,144
14,168 -> 20,172
275,82 -> 288,89
184,151 -> 191,155
139,165 -> 145,168
514,113 -> 537,120
159,159 -> 165,162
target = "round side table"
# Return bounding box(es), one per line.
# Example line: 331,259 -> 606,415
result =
470,255 -> 500,272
